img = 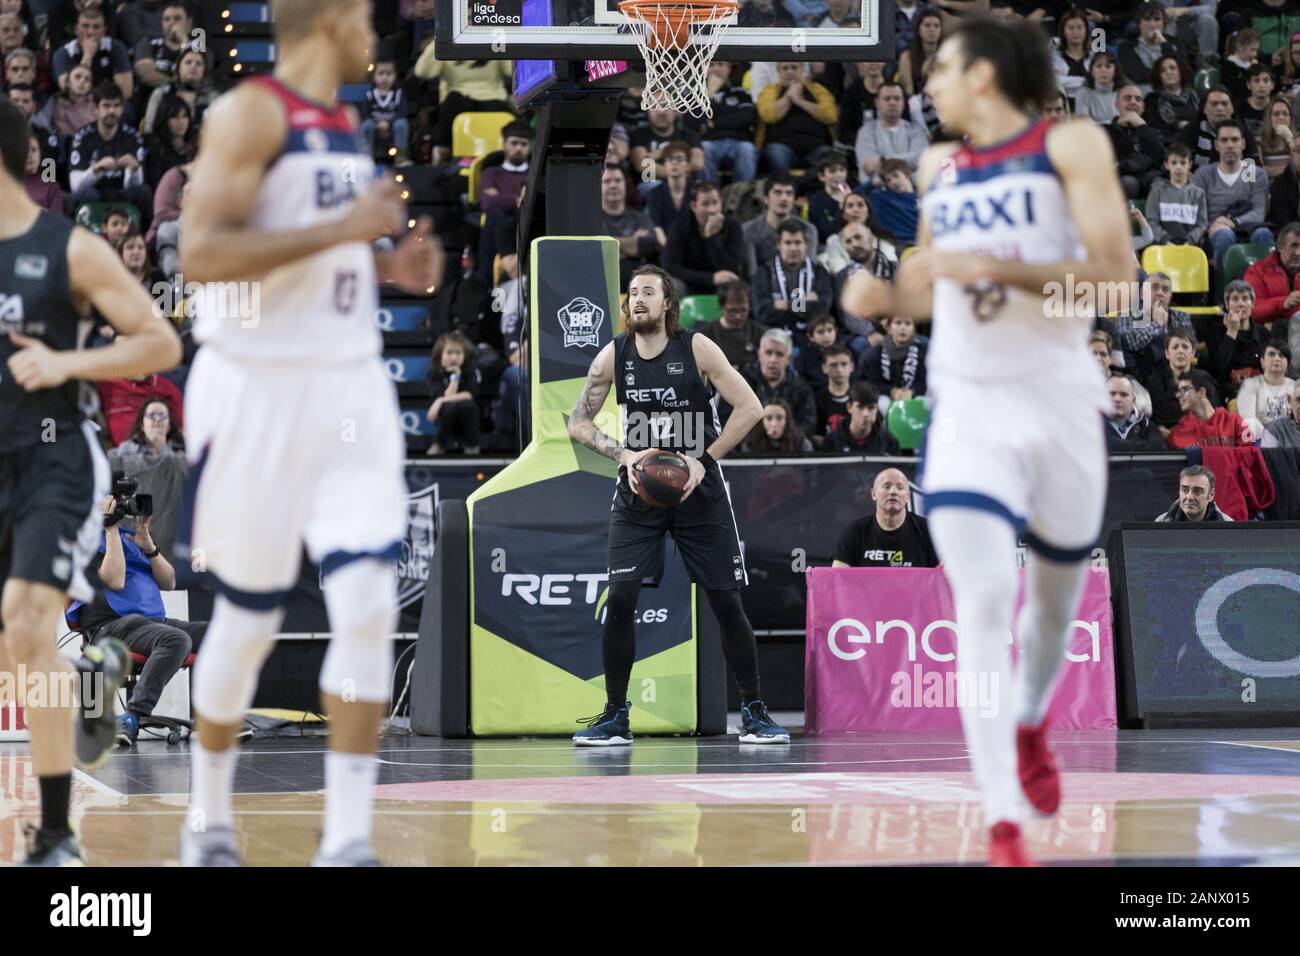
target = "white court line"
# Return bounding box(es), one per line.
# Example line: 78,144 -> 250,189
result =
72,768 -> 123,798
1213,741 -> 1300,755
373,755 -> 974,769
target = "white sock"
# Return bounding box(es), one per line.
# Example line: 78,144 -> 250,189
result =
929,508 -> 1022,825
321,751 -> 378,855
187,740 -> 236,833
1014,551 -> 1091,727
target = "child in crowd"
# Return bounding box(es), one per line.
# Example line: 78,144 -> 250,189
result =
426,331 -> 481,454
1145,143 -> 1208,244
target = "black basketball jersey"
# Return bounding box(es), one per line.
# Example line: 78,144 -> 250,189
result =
613,330 -> 721,485
0,212 -> 87,453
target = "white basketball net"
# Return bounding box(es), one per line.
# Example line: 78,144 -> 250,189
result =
620,3 -> 736,118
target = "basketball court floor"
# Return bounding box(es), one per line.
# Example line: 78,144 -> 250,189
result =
5,721 -> 1300,866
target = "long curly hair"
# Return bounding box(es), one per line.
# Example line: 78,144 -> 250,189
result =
623,264 -> 683,337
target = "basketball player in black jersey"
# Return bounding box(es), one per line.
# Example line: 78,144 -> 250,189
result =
567,264 -> 789,745
0,100 -> 182,865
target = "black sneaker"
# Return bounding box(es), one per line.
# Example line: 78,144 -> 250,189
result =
76,638 -> 131,770
21,826 -> 85,867
573,701 -> 633,747
740,700 -> 790,744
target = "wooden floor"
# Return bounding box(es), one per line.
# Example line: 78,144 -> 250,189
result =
5,725 -> 1300,866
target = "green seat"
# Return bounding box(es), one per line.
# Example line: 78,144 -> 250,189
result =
1193,67 -> 1218,100
679,294 -> 722,329
887,398 -> 929,452
1221,242 -> 1271,288
74,201 -> 142,234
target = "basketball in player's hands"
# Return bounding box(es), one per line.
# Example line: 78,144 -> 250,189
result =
635,450 -> 691,508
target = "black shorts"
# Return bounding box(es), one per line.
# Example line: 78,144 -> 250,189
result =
608,466 -> 747,591
0,423 -> 108,614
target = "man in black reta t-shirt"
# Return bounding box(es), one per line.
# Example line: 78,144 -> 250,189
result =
832,467 -> 939,568
566,263 -> 789,746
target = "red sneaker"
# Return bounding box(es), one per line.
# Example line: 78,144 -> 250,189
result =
988,821 -> 1038,867
1016,720 -> 1060,815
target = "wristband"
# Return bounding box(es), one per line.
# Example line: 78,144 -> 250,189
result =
143,546 -> 161,559
700,451 -> 716,469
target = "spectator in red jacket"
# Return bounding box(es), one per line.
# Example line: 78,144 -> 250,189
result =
98,373 -> 184,446
1168,369 -> 1257,449
1243,220 -> 1300,328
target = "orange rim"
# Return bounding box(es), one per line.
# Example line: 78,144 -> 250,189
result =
618,0 -> 740,23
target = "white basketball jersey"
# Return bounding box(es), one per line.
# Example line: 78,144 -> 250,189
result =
922,120 -> 1098,389
192,77 -> 380,365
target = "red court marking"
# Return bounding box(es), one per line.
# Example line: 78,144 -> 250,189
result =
374,771 -> 1300,806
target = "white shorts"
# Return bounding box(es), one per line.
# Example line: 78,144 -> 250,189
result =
181,349 -> 409,601
919,373 -> 1109,560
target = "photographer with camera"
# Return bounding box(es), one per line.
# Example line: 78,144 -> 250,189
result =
68,473 -> 206,747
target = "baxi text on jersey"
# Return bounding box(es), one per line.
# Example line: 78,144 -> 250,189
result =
315,167 -> 372,209
928,189 -> 1036,238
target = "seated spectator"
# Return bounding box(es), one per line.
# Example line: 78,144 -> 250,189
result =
1090,328 -> 1122,376
1263,379 -> 1300,446
738,0 -> 798,29
827,217 -> 898,286
1193,120 -> 1273,274
820,192 -> 888,273
839,60 -> 887,148
147,159 -> 187,244
1143,55 -> 1199,142
808,151 -> 853,242
52,5 -> 132,99
41,60 -> 96,138
119,230 -> 164,290
1239,63 -> 1277,138
493,252 -> 523,348
818,0 -> 859,27
23,130 -> 62,214
814,343 -> 855,441
70,495 -> 206,748
1219,28 -> 1260,105
1168,368 -> 1256,448
663,180 -> 748,295
154,183 -> 185,279
756,61 -> 838,177
144,94 -> 193,189
1278,30 -> 1300,100
1106,373 -> 1169,450
1118,3 -> 1188,93
629,107 -> 705,186
5,47 -> 41,100
411,44 -> 512,164
741,398 -> 814,453
1237,341 -> 1295,428
857,159 -> 920,246
107,396 -> 188,554
751,219 -> 833,340
854,81 -> 927,177
742,176 -> 818,278
360,57 -> 409,160
479,121 -> 531,213
601,164 -> 662,285
1115,271 -> 1196,379
1109,83 -> 1167,198
859,314 -> 927,411
1052,9 -> 1092,106
1073,53 -> 1124,125
1243,220 -> 1300,336
698,281 -> 769,368
795,313 -> 842,389
898,9 -> 943,98
725,328 -> 817,436
691,60 -> 758,185
116,0 -> 166,50
1154,464 -> 1234,520
1162,0 -> 1219,66
644,140 -> 696,232
1146,327 -> 1197,432
132,3 -> 197,103
1043,89 -> 1071,123
821,381 -> 901,454
109,397 -> 183,464
99,205 -> 131,249
1257,96 -> 1294,180
425,331 -> 481,455
491,340 -> 526,453
99,371 -> 183,445
141,47 -> 214,137
832,467 -> 938,567
1145,143 -> 1207,245
1176,88 -> 1259,169
69,81 -> 152,222
1206,279 -> 1269,397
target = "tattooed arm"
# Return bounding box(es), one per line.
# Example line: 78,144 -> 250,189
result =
568,343 -> 628,463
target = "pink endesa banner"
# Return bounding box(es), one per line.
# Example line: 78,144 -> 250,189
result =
805,567 -> 1117,732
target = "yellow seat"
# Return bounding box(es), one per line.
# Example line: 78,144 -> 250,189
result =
741,69 -> 752,91
1141,244 -> 1210,295
452,111 -> 515,161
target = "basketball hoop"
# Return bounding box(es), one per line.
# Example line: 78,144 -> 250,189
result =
618,0 -> 739,118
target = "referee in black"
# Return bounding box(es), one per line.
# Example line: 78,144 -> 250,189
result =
567,264 -> 789,746
0,99 -> 181,865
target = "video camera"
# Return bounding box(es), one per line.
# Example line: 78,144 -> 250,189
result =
105,471 -> 153,527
